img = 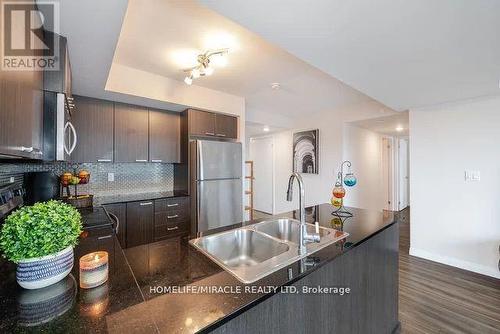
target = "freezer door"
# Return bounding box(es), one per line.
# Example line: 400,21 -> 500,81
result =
197,178 -> 243,233
197,140 -> 242,180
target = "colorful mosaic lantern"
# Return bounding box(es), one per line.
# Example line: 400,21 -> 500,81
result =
331,197 -> 342,207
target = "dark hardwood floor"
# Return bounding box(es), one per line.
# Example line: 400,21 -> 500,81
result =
398,207 -> 500,333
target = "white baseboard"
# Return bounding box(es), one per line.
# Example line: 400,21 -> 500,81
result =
409,247 -> 500,279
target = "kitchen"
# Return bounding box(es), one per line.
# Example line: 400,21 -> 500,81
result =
0,1 -> 399,333
2,1 -> 498,334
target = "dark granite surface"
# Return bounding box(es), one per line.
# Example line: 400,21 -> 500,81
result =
94,190 -> 189,206
0,204 -> 397,333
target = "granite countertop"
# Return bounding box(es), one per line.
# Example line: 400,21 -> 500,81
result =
93,190 -> 189,206
0,204 -> 398,333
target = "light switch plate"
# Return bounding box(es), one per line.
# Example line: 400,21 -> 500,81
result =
465,170 -> 480,182
108,173 -> 115,182
9,177 -> 14,183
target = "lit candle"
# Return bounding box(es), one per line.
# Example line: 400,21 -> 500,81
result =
79,251 -> 108,289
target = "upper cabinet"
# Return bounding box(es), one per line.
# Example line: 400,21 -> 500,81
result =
188,109 -> 215,137
0,1 -> 44,159
187,109 -> 238,139
71,96 -> 114,163
149,109 -> 181,163
43,33 -> 72,97
215,114 -> 238,139
114,103 -> 149,163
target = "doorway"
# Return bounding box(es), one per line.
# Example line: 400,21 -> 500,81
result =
398,138 -> 410,210
381,137 -> 394,211
249,136 -> 274,214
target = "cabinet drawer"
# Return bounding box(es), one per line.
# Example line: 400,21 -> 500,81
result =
154,211 -> 187,227
154,220 -> 188,241
154,197 -> 189,213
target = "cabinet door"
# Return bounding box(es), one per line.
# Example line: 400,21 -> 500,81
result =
126,201 -> 153,248
188,109 -> 215,137
0,58 -> 43,159
149,109 -> 180,163
215,114 -> 238,139
114,103 -> 149,162
71,96 -> 114,162
103,203 -> 127,248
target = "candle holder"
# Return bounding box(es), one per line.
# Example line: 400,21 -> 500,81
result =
79,251 -> 109,289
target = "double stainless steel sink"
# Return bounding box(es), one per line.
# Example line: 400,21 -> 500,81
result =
190,218 -> 348,283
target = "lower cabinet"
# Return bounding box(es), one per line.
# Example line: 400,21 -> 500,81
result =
104,196 -> 190,249
103,203 -> 127,248
154,197 -> 189,241
126,200 -> 154,248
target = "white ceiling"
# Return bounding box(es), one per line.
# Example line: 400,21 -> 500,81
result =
111,0 -> 377,123
350,112 -> 409,137
200,0 -> 500,111
246,121 -> 286,138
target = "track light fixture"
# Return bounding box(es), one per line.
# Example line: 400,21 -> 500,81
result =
183,48 -> 229,85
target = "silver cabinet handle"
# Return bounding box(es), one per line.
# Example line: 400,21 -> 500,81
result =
98,235 -> 112,240
216,133 -> 226,137
135,159 -> 147,162
167,226 -> 179,231
205,132 -> 215,136
167,203 -> 178,207
108,212 -> 119,235
151,159 -> 162,163
139,202 -> 153,206
167,215 -> 179,219
98,159 -> 111,162
20,146 -> 34,153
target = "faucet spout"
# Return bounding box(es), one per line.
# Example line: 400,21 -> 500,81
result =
286,172 -> 320,255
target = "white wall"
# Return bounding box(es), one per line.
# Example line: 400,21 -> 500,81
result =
342,124 -> 385,211
410,96 -> 500,279
251,100 -> 395,214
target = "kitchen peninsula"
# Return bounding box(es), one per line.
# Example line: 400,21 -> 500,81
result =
0,204 -> 399,334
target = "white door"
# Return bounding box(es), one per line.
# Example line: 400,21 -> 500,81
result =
381,137 -> 394,211
249,136 -> 274,214
398,139 -> 409,210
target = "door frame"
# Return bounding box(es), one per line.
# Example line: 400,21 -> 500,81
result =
396,137 -> 410,211
249,135 -> 275,215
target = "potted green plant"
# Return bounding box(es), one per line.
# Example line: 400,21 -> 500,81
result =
0,200 -> 82,289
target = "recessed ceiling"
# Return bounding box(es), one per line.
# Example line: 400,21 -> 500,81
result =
246,121 -> 286,138
350,112 -> 409,136
111,0 -> 381,124
200,0 -> 500,111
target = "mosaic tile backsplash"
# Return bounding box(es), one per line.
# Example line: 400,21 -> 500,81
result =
0,162 -> 174,197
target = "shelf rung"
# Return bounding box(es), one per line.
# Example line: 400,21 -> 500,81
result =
245,191 -> 252,195
244,206 -> 252,211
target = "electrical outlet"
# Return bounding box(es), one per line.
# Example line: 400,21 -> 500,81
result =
9,177 -> 15,183
108,173 -> 115,182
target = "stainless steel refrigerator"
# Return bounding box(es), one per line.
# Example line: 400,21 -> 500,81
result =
190,140 -> 243,235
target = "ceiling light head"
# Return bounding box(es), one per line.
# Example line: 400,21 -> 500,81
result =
396,126 -> 404,132
204,66 -> 214,76
263,126 -> 270,132
191,68 -> 201,79
184,76 -> 193,85
271,83 -> 281,90
211,53 -> 228,67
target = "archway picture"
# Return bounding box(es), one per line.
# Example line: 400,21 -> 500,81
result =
293,129 -> 319,174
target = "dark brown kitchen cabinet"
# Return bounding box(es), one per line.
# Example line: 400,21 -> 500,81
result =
187,109 -> 238,139
126,200 -> 154,248
0,40 -> 43,159
188,109 -> 216,137
103,203 -> 127,248
215,113 -> 238,139
114,103 -> 149,162
149,109 -> 181,163
71,96 -> 114,162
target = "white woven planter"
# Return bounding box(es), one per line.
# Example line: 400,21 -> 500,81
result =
16,246 -> 74,290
